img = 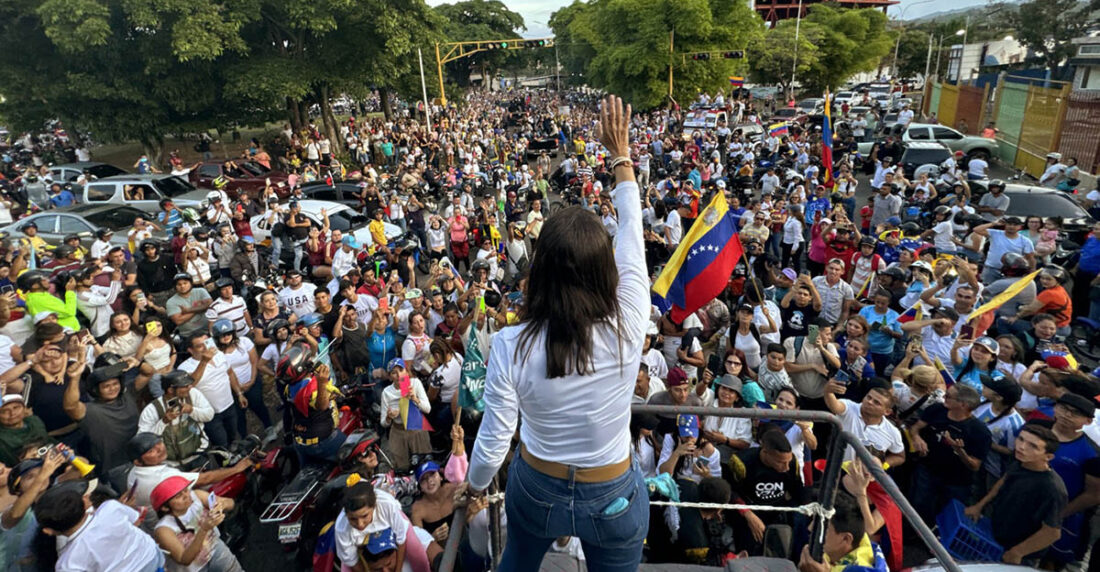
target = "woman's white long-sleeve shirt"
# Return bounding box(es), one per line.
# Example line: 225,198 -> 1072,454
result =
468,180 -> 650,490
77,281 -> 122,337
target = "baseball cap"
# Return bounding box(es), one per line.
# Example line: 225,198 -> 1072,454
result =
150,476 -> 194,511
33,311 -> 57,324
364,528 -> 398,555
405,288 -> 423,300
981,375 -> 1021,404
781,268 -> 798,282
241,235 -> 255,244
173,272 -> 193,283
1,394 -> 24,407
387,357 -> 406,371
885,216 -> 902,226
677,414 -> 700,439
667,367 -> 689,387
1058,393 -> 1097,418
716,374 -> 743,394
415,461 -> 441,482
972,336 -> 1000,356
342,235 -> 360,249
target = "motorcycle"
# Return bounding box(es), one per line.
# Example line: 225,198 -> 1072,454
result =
259,379 -> 388,563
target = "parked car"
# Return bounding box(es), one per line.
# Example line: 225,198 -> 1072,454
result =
298,181 -> 366,210
49,162 -> 127,188
248,200 -> 402,250
797,98 -> 825,114
526,136 -> 559,159
768,107 -> 808,125
833,91 -> 857,107
896,141 -> 953,179
967,183 -> 1097,244
0,204 -> 149,250
188,160 -> 290,199
83,174 -> 207,214
890,97 -> 914,111
858,123 -> 998,160
733,123 -> 765,143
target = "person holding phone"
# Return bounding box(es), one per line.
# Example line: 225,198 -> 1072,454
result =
151,475 -> 243,572
858,288 -> 903,376
952,336 -> 1006,392
657,414 -> 721,483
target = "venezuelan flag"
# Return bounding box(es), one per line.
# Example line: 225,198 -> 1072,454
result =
729,76 -> 745,87
897,302 -> 922,324
768,123 -> 788,137
934,357 -> 958,387
822,91 -> 835,190
399,375 -> 433,431
652,193 -> 743,323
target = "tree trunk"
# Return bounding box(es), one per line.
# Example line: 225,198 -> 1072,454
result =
316,84 -> 343,153
287,97 -> 303,131
141,133 -> 166,169
379,86 -> 394,122
298,100 -> 310,128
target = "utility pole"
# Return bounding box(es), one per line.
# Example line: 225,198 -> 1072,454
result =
555,42 -> 561,91
934,35 -> 944,81
435,43 -> 447,106
668,29 -> 675,101
418,47 -> 432,134
924,33 -> 933,85
791,0 -> 804,101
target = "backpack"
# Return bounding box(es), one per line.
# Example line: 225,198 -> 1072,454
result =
152,398 -> 204,461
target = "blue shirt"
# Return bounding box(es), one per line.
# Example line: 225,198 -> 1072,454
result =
367,328 -> 397,372
859,305 -> 901,354
1080,235 -> 1100,274
160,209 -> 183,233
49,190 -> 74,208
952,358 -> 1004,391
805,197 -> 831,223
985,229 -> 1034,270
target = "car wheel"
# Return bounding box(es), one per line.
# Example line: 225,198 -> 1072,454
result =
968,149 -> 990,161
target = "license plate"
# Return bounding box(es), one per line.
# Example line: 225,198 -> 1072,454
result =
277,182 -> 287,188
278,522 -> 301,543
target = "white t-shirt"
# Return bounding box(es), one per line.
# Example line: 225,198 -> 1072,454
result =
222,337 -> 256,389
838,399 -> 904,462
968,158 -> 989,179
334,489 -> 409,569
56,501 -> 161,572
179,353 -> 236,413
278,283 -> 318,319
430,354 -> 464,403
0,335 -> 15,373
342,294 -> 379,329
665,209 -> 683,246
932,220 -> 955,252
753,301 -> 782,346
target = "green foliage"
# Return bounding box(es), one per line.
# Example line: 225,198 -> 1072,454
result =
747,19 -> 822,92
798,5 -> 892,92
549,0 -> 763,110
894,28 -> 933,79
434,0 -> 527,86
998,0 -> 1100,74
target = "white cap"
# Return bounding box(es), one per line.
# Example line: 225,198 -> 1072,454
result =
647,322 -> 659,336
1,394 -> 24,407
33,311 -> 57,324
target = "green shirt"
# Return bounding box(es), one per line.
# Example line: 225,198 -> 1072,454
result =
0,416 -> 49,466
24,290 -> 80,331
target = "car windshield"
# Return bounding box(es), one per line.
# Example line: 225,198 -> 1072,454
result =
773,108 -> 798,118
324,208 -> 368,232
797,100 -> 818,110
86,164 -> 126,179
239,161 -> 270,176
1007,192 -> 1091,219
83,207 -> 147,231
152,176 -> 197,197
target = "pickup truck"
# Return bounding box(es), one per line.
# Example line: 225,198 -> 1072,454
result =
857,123 -> 998,160
189,160 -> 290,199
82,174 -> 207,214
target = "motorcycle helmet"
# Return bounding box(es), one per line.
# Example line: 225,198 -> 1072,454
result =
214,277 -> 234,290
127,432 -> 162,462
16,269 -> 50,292
140,240 -> 159,253
483,289 -> 502,309
162,370 -> 195,389
858,236 -> 876,248
276,343 -> 315,383
264,318 -> 291,340
934,205 -> 952,217
299,312 -> 324,328
987,179 -> 1006,191
205,190 -> 222,202
1000,252 -> 1029,276
471,259 -> 491,274
1040,265 -> 1067,283
880,266 -> 906,282
211,318 -> 236,338
899,221 -> 921,236
52,244 -> 76,260
87,352 -> 128,397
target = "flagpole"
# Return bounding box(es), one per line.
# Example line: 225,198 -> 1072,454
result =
739,239 -> 766,305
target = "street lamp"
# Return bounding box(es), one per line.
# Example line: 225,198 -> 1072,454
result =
891,0 -> 935,81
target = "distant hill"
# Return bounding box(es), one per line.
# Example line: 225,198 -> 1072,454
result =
908,1 -> 1019,23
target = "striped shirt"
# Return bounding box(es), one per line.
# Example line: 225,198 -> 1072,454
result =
205,295 -> 249,336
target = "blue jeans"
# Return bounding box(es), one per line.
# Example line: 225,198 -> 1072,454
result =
499,454 -> 649,572
294,430 -> 347,467
206,407 -> 239,449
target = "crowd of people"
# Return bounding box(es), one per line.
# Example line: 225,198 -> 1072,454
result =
0,84 -> 1095,572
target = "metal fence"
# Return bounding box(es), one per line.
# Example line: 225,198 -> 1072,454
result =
439,405 -> 963,572
1060,91 -> 1100,173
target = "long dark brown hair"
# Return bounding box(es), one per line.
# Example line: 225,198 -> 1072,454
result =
515,206 -> 623,378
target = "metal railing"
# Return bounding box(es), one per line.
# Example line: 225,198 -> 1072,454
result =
439,404 -> 963,572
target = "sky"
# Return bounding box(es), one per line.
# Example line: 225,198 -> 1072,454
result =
426,0 -> 996,38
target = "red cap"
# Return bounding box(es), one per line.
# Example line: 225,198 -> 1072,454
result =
150,476 -> 193,511
667,367 -> 689,387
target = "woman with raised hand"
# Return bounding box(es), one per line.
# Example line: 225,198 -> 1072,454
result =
465,95 -> 651,571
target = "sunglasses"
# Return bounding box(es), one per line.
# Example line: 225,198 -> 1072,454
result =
725,359 -> 742,366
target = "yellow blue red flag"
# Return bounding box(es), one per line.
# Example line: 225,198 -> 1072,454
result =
653,193 -> 743,322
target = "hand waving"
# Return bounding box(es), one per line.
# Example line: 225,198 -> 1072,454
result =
597,95 -> 632,159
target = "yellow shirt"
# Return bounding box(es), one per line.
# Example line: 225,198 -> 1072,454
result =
368,219 -> 387,246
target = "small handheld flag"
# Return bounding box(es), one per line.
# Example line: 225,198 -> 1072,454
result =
822,91 -> 835,190
933,357 -> 957,387
728,76 -> 745,87
768,123 -> 789,137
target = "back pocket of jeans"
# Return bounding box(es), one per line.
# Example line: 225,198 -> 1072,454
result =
588,476 -> 649,547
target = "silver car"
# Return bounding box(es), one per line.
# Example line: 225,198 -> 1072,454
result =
0,204 -> 153,250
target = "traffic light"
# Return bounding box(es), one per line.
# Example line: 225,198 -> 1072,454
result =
525,39 -> 548,48
484,41 -> 508,49
722,50 -> 745,59
691,53 -> 711,61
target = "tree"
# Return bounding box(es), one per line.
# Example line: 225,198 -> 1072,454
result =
894,28 -> 933,79
549,1 -> 597,85
562,0 -> 763,109
747,20 -> 823,95
0,0 -> 261,163
434,0 -> 526,88
998,0 -> 1100,76
799,6 -> 892,92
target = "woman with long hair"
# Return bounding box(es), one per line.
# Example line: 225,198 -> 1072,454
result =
465,96 -> 650,571
150,476 -> 242,572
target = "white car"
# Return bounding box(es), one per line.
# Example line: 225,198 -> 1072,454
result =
249,200 -> 404,248
833,91 -> 857,106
